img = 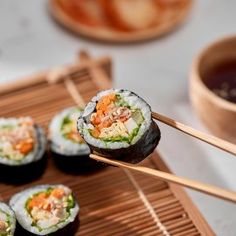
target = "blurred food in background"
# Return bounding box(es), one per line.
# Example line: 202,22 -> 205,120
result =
190,36 -> 236,144
50,0 -> 193,42
205,59 -> 236,104
58,0 -> 187,31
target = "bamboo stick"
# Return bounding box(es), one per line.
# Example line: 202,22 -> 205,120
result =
152,111 -> 236,156
90,154 -> 236,203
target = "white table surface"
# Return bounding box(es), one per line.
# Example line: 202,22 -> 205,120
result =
1,0 -> 236,235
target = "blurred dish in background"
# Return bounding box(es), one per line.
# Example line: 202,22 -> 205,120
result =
190,35 -> 236,144
49,0 -> 194,42
204,59 -> 236,104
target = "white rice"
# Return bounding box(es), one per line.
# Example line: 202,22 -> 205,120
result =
78,89 -> 152,149
49,107 -> 90,156
0,118 -> 46,166
9,185 -> 79,236
0,202 -> 16,236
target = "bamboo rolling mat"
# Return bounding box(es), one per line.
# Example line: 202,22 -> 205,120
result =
0,55 -> 214,235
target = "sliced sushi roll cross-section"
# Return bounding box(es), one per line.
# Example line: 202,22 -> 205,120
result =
10,185 -> 79,235
0,117 -> 46,166
49,107 -> 102,173
78,89 -> 161,163
0,202 -> 16,236
49,107 -> 90,157
0,117 -> 47,183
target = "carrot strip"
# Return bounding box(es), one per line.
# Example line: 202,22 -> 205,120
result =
51,188 -> 65,199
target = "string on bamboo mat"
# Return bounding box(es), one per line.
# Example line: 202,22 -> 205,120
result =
123,169 -> 170,236
47,67 -> 86,107
64,79 -> 86,107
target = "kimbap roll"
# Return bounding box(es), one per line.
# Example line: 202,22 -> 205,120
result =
77,89 -> 161,163
49,107 -> 101,173
10,185 -> 79,236
0,202 -> 16,236
0,117 -> 47,183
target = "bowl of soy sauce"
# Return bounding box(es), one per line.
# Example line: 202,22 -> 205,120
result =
190,35 -> 236,144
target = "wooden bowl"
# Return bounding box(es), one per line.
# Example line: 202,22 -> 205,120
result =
190,35 -> 236,144
49,0 -> 194,43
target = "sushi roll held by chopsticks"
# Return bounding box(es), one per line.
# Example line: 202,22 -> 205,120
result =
78,89 -> 161,163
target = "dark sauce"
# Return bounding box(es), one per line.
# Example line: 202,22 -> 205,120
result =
204,60 -> 236,103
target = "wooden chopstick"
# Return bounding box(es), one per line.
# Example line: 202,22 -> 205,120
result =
90,154 -> 236,203
152,111 -> 236,156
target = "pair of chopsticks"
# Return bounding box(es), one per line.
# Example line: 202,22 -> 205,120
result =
49,50 -> 236,203
90,109 -> 236,204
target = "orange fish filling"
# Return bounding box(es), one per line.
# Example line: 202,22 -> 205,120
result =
14,140 -> 34,155
90,93 -> 132,138
28,188 -> 66,212
0,118 -> 36,160
67,132 -> 84,143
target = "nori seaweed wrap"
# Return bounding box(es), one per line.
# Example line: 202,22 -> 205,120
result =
9,185 -> 79,236
48,107 -> 103,173
0,202 -> 16,236
0,117 -> 47,183
77,89 -> 161,163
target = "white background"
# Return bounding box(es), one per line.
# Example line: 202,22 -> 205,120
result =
0,0 -> 236,235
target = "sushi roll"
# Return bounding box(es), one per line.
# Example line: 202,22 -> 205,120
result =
0,202 -> 16,236
0,117 -> 47,183
49,107 -> 103,173
10,185 -> 79,236
77,89 -> 161,163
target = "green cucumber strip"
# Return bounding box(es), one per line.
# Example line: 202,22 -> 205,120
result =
131,109 -> 144,125
0,209 -> 11,236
